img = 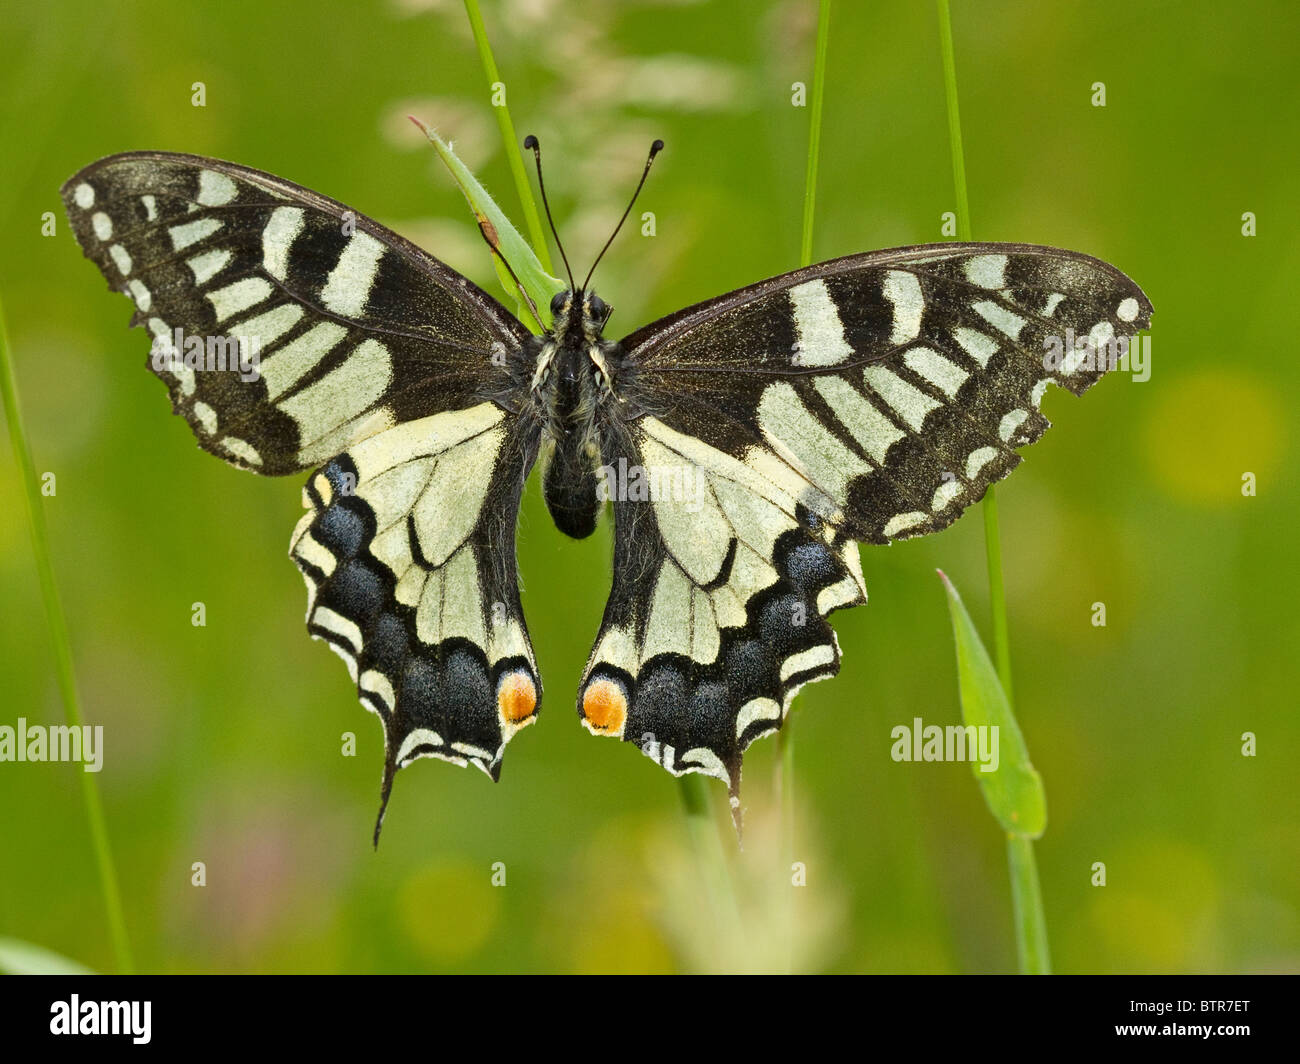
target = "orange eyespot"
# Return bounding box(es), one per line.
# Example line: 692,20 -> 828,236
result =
497,671 -> 537,725
581,679 -> 627,736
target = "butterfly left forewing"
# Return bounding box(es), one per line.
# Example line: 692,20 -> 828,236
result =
61,152 -> 529,475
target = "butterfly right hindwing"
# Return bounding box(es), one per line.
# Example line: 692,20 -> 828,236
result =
578,414 -> 865,800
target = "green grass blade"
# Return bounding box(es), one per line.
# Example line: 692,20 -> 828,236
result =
462,0 -> 555,277
800,0 -> 833,268
937,572 -> 1046,838
0,293 -> 134,974
777,0 -> 833,974
675,773 -> 745,972
937,0 -> 1012,696
940,569 -> 1050,972
412,118 -> 564,328
936,0 -> 971,244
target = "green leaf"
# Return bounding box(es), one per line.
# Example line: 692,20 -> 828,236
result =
410,118 -> 564,331
0,937 -> 95,975
938,570 -> 1047,838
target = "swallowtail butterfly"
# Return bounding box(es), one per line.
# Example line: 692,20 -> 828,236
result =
62,146 -> 1151,839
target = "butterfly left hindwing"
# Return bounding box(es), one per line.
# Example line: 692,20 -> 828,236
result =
291,402 -> 542,840
579,243 -> 1151,805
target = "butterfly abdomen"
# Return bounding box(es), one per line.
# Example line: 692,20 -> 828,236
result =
536,336 -> 603,538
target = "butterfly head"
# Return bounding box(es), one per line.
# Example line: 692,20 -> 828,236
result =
549,289 -> 612,342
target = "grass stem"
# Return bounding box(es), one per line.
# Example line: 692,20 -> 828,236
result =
675,774 -> 743,971
937,0 -> 971,244
800,0 -> 833,269
1007,835 -> 1051,972
777,0 -> 833,975
937,1 -> 1014,701
936,0 -> 1046,973
0,293 -> 134,974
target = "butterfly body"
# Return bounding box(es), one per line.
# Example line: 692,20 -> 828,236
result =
61,151 -> 1151,837
529,289 -> 622,540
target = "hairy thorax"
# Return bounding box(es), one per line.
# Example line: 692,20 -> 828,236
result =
530,289 -> 624,539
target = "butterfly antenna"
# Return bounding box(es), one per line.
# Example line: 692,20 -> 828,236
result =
474,211 -> 544,331
523,134 -> 575,292
582,139 -> 664,292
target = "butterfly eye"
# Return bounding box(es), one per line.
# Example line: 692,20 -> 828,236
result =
588,295 -> 608,320
550,291 -> 568,315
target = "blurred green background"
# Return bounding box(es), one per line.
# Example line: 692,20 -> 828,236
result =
1,0 -> 1295,974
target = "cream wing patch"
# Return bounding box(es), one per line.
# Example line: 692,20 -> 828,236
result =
883,270 -> 924,344
788,279 -> 854,366
277,338 -> 392,445
813,375 -> 901,464
861,365 -> 941,432
321,231 -> 386,317
197,169 -> 238,207
262,206 -> 305,280
757,381 -> 872,501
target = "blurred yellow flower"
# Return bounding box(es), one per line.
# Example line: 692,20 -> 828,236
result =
1143,370 -> 1285,506
396,857 -> 501,965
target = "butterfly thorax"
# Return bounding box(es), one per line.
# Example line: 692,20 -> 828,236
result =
533,289 -> 622,540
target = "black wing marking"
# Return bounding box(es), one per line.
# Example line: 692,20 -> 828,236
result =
621,242 -> 1152,543
290,403 -> 542,842
61,152 -> 529,475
